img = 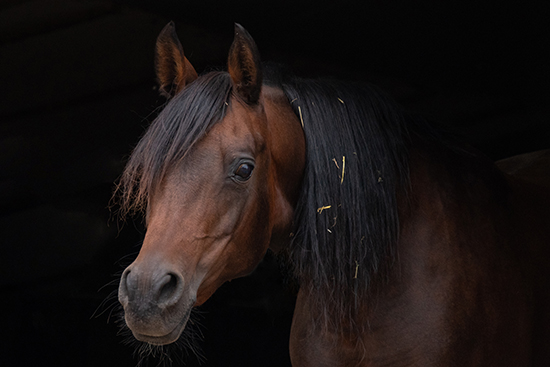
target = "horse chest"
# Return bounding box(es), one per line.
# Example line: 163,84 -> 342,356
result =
289,288 -> 446,367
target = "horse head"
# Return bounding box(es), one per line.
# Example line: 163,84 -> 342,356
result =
117,22 -> 305,345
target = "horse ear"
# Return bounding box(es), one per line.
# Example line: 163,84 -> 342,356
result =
227,24 -> 263,104
155,21 -> 198,98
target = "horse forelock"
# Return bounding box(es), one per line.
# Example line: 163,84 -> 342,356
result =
117,71 -> 233,218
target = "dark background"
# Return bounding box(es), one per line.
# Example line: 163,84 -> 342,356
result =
1,0 -> 548,366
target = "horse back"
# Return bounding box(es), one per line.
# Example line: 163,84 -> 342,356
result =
497,149 -> 550,366
497,149 -> 550,188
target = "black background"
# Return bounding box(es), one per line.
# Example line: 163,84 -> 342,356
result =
1,0 -> 549,366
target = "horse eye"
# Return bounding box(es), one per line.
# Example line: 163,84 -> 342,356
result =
235,163 -> 254,181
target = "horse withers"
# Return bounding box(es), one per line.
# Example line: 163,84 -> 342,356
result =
116,22 -> 550,366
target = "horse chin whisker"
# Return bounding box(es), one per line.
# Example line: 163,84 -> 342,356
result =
116,308 -> 207,366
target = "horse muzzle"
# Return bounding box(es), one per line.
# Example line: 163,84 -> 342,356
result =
118,264 -> 195,345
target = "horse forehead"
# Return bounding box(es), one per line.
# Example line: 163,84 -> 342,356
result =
215,101 -> 266,141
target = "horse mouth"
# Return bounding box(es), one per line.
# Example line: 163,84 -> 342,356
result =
130,306 -> 193,346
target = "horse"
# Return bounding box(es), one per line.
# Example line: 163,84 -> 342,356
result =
116,21 -> 550,366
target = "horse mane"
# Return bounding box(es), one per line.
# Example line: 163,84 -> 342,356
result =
266,69 -> 413,329
117,71 -> 233,216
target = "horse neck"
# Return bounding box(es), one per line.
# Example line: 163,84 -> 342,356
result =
301,141 -> 512,333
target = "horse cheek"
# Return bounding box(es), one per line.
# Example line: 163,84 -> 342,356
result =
234,193 -> 272,277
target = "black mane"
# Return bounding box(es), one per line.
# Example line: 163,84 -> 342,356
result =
270,73 -> 412,328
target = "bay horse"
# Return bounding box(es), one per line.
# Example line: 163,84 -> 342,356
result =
117,22 -> 550,366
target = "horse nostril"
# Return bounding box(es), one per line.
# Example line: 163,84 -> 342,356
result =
157,273 -> 183,307
118,267 -> 133,306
